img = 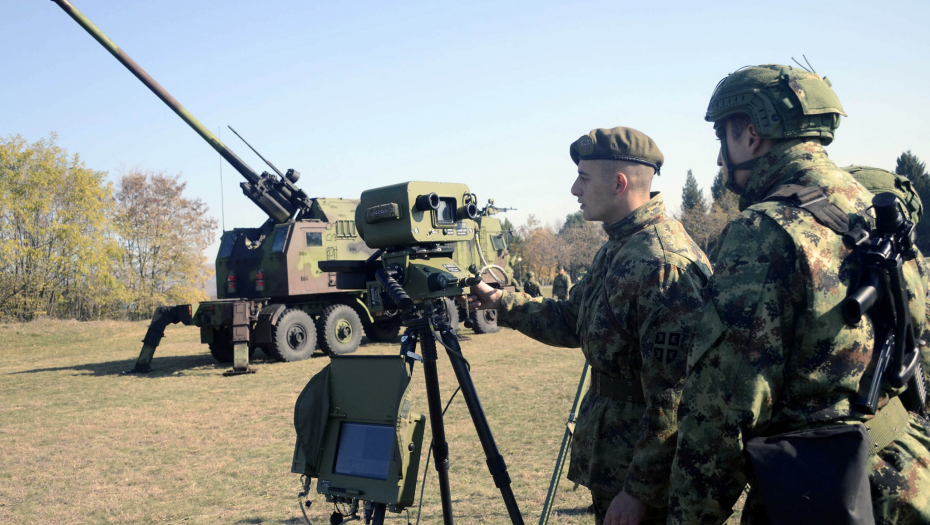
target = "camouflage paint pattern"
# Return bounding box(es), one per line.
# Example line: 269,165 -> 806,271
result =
497,194 -> 711,509
552,273 -> 572,300
213,198 -> 376,301
668,139 -> 930,524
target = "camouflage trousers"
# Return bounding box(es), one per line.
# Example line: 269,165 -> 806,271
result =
739,413 -> 930,525
590,490 -> 666,525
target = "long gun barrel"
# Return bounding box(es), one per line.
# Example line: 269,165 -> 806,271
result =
51,0 -> 310,224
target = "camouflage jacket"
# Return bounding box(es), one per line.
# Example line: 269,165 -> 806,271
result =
552,273 -> 572,297
498,194 -> 711,505
523,279 -> 542,297
668,140 -> 930,524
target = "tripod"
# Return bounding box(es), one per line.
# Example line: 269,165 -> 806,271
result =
396,299 -> 525,525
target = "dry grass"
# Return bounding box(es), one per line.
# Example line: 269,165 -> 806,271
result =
0,318 -> 742,524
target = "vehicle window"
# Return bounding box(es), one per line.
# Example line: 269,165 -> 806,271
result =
218,233 -> 237,258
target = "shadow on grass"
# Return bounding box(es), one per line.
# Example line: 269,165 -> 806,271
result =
235,518 -> 306,524
10,350 -> 332,378
552,505 -> 596,516
12,354 -> 225,377
235,519 -> 306,525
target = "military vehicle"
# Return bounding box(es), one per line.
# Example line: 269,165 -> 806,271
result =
52,0 -> 517,374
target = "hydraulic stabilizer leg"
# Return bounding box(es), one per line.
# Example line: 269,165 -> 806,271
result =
539,362 -> 590,525
128,305 -> 193,373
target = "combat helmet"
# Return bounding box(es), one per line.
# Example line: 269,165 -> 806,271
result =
707,64 -> 846,191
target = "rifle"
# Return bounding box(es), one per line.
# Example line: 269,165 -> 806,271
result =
844,193 -> 927,416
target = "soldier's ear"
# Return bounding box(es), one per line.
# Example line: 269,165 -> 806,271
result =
615,172 -> 629,195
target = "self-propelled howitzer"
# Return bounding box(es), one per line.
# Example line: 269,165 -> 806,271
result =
53,0 -> 518,375
52,0 -> 309,224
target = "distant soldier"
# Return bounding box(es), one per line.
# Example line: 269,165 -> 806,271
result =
668,65 -> 930,524
552,266 -> 572,300
470,127 -> 710,525
523,271 -> 542,298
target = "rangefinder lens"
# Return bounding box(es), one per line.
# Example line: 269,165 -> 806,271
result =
415,192 -> 440,212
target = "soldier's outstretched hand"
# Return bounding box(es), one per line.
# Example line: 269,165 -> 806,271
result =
467,281 -> 503,311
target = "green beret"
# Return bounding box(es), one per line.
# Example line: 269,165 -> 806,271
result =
570,127 -> 664,175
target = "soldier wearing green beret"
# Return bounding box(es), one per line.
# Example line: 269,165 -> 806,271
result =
552,265 -> 572,300
523,271 -> 543,298
668,65 -> 930,524
469,127 -> 711,525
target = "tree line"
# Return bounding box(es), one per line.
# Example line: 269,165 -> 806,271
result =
0,134 -> 216,322
509,150 -> 929,282
676,151 -> 930,258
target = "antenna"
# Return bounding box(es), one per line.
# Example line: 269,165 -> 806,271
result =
227,125 -> 285,179
803,55 -> 817,74
791,57 -> 811,72
218,126 -> 226,232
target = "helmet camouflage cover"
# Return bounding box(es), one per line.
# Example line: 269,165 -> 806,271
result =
707,64 -> 846,145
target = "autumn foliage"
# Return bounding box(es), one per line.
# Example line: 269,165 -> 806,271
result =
0,134 -> 216,321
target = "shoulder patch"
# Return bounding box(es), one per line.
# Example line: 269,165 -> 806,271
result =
653,331 -> 682,364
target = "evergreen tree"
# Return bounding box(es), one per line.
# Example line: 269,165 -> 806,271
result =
681,169 -> 707,212
895,150 -> 928,182
560,210 -> 586,233
710,169 -> 726,202
895,150 -> 930,253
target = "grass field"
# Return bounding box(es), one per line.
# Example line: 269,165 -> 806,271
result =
0,317 -> 742,524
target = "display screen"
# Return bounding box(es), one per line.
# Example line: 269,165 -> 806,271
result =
436,198 -> 456,226
333,422 -> 394,480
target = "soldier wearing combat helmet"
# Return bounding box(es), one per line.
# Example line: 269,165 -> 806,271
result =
470,127 -> 710,525
668,65 -> 930,523
523,271 -> 543,298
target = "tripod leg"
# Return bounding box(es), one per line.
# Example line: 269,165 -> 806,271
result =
539,362 -> 590,525
370,502 -> 386,525
418,325 -> 456,525
437,325 -> 525,525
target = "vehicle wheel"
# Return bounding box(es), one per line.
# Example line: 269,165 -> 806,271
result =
472,309 -> 500,334
441,298 -> 459,329
209,327 -> 257,362
363,318 -> 402,343
269,309 -> 317,362
457,304 -> 468,323
317,304 -> 363,355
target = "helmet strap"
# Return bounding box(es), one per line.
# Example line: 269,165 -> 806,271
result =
720,136 -> 762,195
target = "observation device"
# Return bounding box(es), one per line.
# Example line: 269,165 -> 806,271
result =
295,182 -> 525,524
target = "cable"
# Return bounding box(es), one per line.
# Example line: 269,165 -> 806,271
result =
299,500 -> 314,525
473,232 -> 509,285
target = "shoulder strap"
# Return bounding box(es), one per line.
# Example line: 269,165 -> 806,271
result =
763,184 -> 850,234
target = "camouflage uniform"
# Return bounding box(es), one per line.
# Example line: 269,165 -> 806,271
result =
498,194 -> 711,522
668,139 -> 930,524
552,272 -> 572,300
523,276 -> 542,298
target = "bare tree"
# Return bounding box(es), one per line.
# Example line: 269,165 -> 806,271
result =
115,169 -> 217,320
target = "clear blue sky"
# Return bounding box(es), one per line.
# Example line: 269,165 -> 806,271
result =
4,1 -> 928,256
